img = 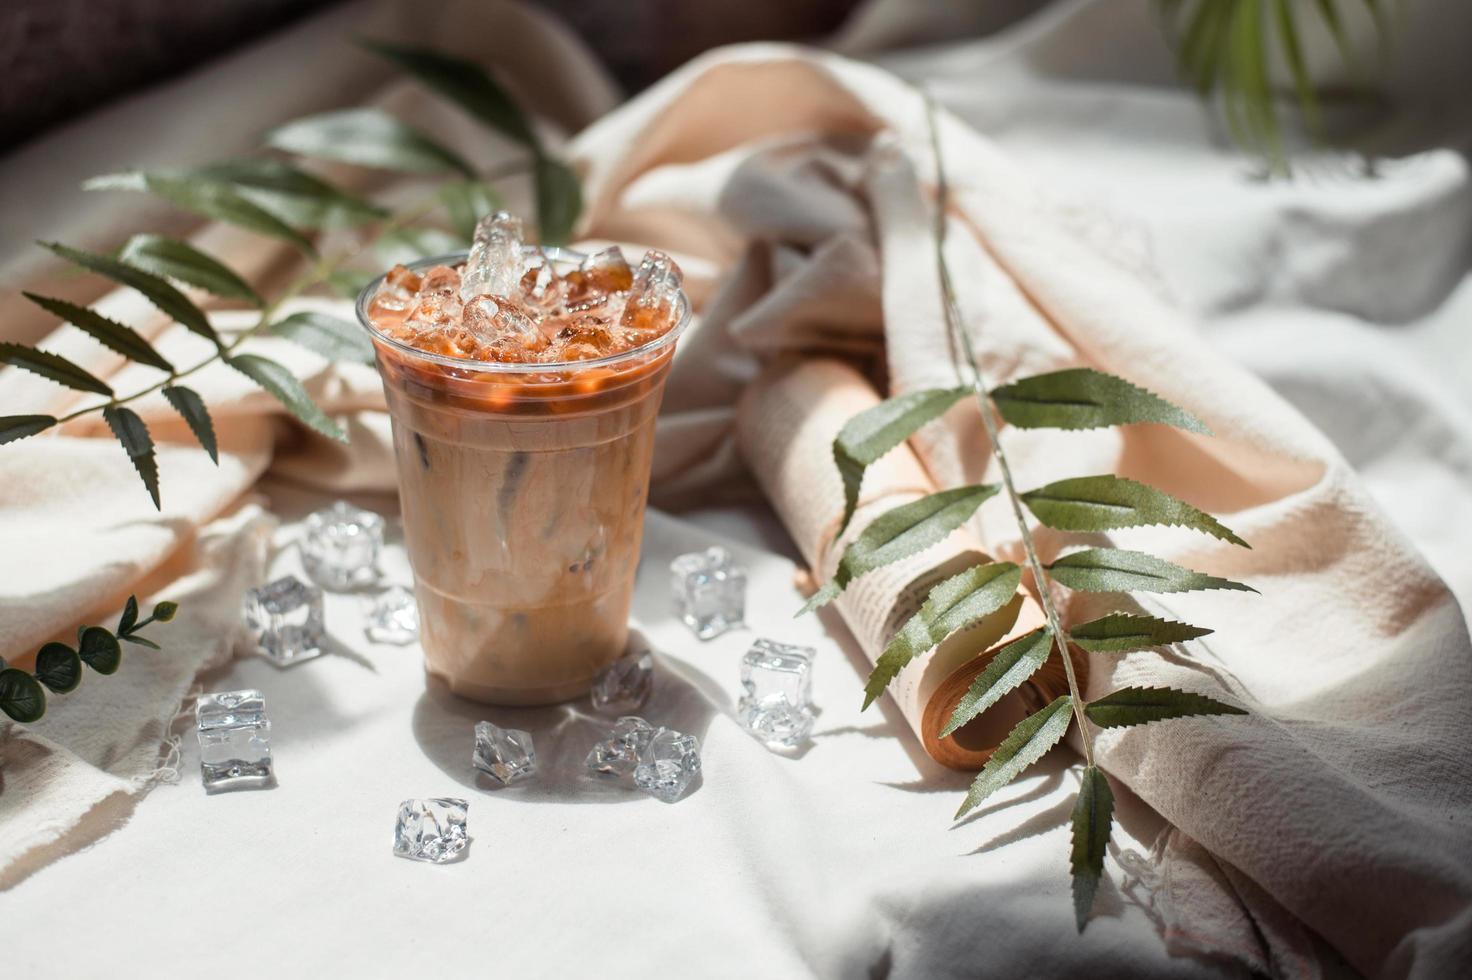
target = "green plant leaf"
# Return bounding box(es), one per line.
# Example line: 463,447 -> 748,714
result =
41,242 -> 219,345
118,234 -> 262,305
990,368 -> 1209,434
799,484 -> 999,615
833,386 -> 969,538
119,596 -> 140,634
0,342 -> 113,395
192,159 -> 387,228
22,292 -> 174,371
120,634 -> 161,650
1020,474 -> 1248,547
325,268 -> 379,300
162,386 -> 219,464
0,668 -> 46,722
376,226 -> 466,267
77,626 -> 123,674
1273,0 -> 1321,136
34,642 -> 83,694
940,627 -> 1055,738
0,414 -> 58,445
1048,548 -> 1255,594
226,353 -> 347,443
269,311 -> 375,365
533,156 -> 582,246
955,694 -> 1074,818
1070,613 -> 1213,654
85,173 -> 317,257
103,406 -> 160,509
1070,765 -> 1115,933
266,108 -> 474,177
1085,685 -> 1248,728
439,180 -> 505,242
359,39 -> 539,147
152,601 -> 178,622
864,562 -> 1022,710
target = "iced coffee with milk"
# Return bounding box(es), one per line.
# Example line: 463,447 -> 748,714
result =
356,212 -> 690,705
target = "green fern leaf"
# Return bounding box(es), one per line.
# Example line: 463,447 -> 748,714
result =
1047,548 -> 1255,594
118,235 -> 262,305
534,156 -> 582,246
1020,474 -> 1247,547
22,292 -> 174,371
1070,613 -> 1212,653
192,159 -> 387,228
955,694 -> 1073,819
162,386 -> 219,464
269,312 -> 375,365
990,368 -> 1209,434
0,414 -> 58,445
1070,765 -> 1115,932
40,242 -> 219,346
1085,685 -> 1247,728
0,342 -> 113,395
266,108 -> 474,178
86,173 -> 317,257
940,626 -> 1054,738
103,406 -> 160,509
226,354 -> 346,443
359,39 -> 539,148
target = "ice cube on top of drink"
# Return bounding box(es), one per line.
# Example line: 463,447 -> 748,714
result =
366,211 -> 683,366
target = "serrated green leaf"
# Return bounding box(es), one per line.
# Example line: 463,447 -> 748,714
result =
359,39 -> 539,148
1273,0 -> 1321,136
269,311 -> 375,365
1020,474 -> 1248,547
534,156 -> 581,246
940,626 -> 1055,738
1070,765 -> 1115,932
119,596 -> 140,634
162,386 -> 219,464
799,484 -> 999,615
120,634 -> 161,650
77,626 -> 122,675
41,242 -> 219,345
0,667 -> 46,722
266,108 -> 474,177
226,353 -> 347,443
1084,685 -> 1248,728
439,180 -> 505,242
22,292 -> 174,371
990,368 -> 1209,434
0,414 -> 58,445
118,234 -> 262,305
1070,613 -> 1213,654
103,406 -> 160,509
864,562 -> 1022,710
833,386 -> 970,538
191,159 -> 387,228
0,342 -> 113,395
34,642 -> 83,694
86,172 -> 317,257
1047,548 -> 1255,594
955,695 -> 1074,818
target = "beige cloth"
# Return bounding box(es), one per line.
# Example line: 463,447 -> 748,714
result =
2,1 -> 1471,977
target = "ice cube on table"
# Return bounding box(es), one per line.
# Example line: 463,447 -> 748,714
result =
365,585 -> 420,645
460,210 -> 524,301
196,690 -> 273,792
633,727 -> 701,803
585,716 -> 656,778
472,721 -> 537,785
671,546 -> 746,640
302,501 -> 384,591
393,798 -> 470,863
738,638 -> 816,750
243,575 -> 324,666
591,648 -> 653,714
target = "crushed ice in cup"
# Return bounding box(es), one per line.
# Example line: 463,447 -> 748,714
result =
633,727 -> 701,803
473,721 -> 537,785
196,689 -> 273,792
393,798 -> 469,863
591,648 -> 653,714
621,250 -> 683,345
302,500 -> 384,590
738,638 -> 816,750
365,585 -> 420,645
243,575 -> 324,666
460,211 -> 524,302
585,716 -> 656,778
671,546 -> 746,640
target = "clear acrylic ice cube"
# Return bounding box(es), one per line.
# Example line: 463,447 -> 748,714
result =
196,689 -> 273,792
738,638 -> 816,749
365,585 -> 420,645
671,546 -> 746,640
393,798 -> 469,863
590,649 -> 653,714
633,727 -> 701,803
472,721 -> 537,785
302,500 -> 384,591
243,575 -> 324,666
585,716 -> 656,778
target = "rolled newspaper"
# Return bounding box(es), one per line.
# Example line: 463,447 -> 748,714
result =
735,357 -> 1075,770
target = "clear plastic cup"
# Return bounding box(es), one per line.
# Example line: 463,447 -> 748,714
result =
356,248 -> 690,705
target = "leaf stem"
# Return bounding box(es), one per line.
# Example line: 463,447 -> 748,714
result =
923,93 -> 1095,767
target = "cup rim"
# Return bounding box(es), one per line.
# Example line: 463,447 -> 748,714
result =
353,245 -> 693,374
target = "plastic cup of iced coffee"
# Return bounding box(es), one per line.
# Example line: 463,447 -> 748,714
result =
355,212 -> 690,705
